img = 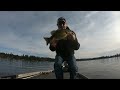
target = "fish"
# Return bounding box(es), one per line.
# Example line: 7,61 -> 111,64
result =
44,29 -> 72,46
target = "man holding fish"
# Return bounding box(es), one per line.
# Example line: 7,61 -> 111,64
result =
44,17 -> 80,79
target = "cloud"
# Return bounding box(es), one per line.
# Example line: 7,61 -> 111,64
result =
0,11 -> 120,59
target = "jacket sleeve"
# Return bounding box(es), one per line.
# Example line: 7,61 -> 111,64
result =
71,31 -> 80,50
73,38 -> 80,50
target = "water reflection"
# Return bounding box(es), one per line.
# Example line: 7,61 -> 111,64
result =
0,58 -> 54,76
77,57 -> 120,79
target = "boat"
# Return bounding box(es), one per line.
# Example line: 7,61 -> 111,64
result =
0,70 -> 88,79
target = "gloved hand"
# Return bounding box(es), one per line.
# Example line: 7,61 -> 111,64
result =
50,38 -> 58,48
67,31 -> 76,41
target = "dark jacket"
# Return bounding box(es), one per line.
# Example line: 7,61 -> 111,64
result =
49,30 -> 80,57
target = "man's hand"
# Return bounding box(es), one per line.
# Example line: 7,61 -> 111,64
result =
50,38 -> 58,48
67,32 -> 76,41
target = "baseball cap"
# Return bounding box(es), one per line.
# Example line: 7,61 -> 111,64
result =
57,17 -> 66,24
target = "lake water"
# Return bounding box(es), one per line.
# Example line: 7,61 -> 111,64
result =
77,57 -> 120,79
0,58 -> 54,77
1,57 -> 120,79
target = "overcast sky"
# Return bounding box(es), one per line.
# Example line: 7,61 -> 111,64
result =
0,11 -> 120,59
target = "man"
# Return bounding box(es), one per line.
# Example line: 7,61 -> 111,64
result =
49,17 -> 80,79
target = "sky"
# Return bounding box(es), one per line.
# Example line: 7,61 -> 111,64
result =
0,11 -> 120,59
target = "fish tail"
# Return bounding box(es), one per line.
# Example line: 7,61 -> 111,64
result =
44,37 -> 50,45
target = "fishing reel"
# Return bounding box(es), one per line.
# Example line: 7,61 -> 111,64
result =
62,61 -> 69,72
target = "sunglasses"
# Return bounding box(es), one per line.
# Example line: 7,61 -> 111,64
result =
58,21 -> 66,25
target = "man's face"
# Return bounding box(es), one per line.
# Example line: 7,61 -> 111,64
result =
57,20 -> 67,29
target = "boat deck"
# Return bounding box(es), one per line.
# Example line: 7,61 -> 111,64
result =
30,72 -> 88,79
0,70 -> 88,79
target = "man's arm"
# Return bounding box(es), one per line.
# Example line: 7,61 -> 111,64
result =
72,31 -> 80,50
49,44 -> 56,51
73,37 -> 80,50
67,31 -> 80,50
49,38 -> 57,51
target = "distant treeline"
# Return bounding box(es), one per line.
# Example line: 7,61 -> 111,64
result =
0,52 -> 120,62
0,52 -> 54,62
77,54 -> 120,61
